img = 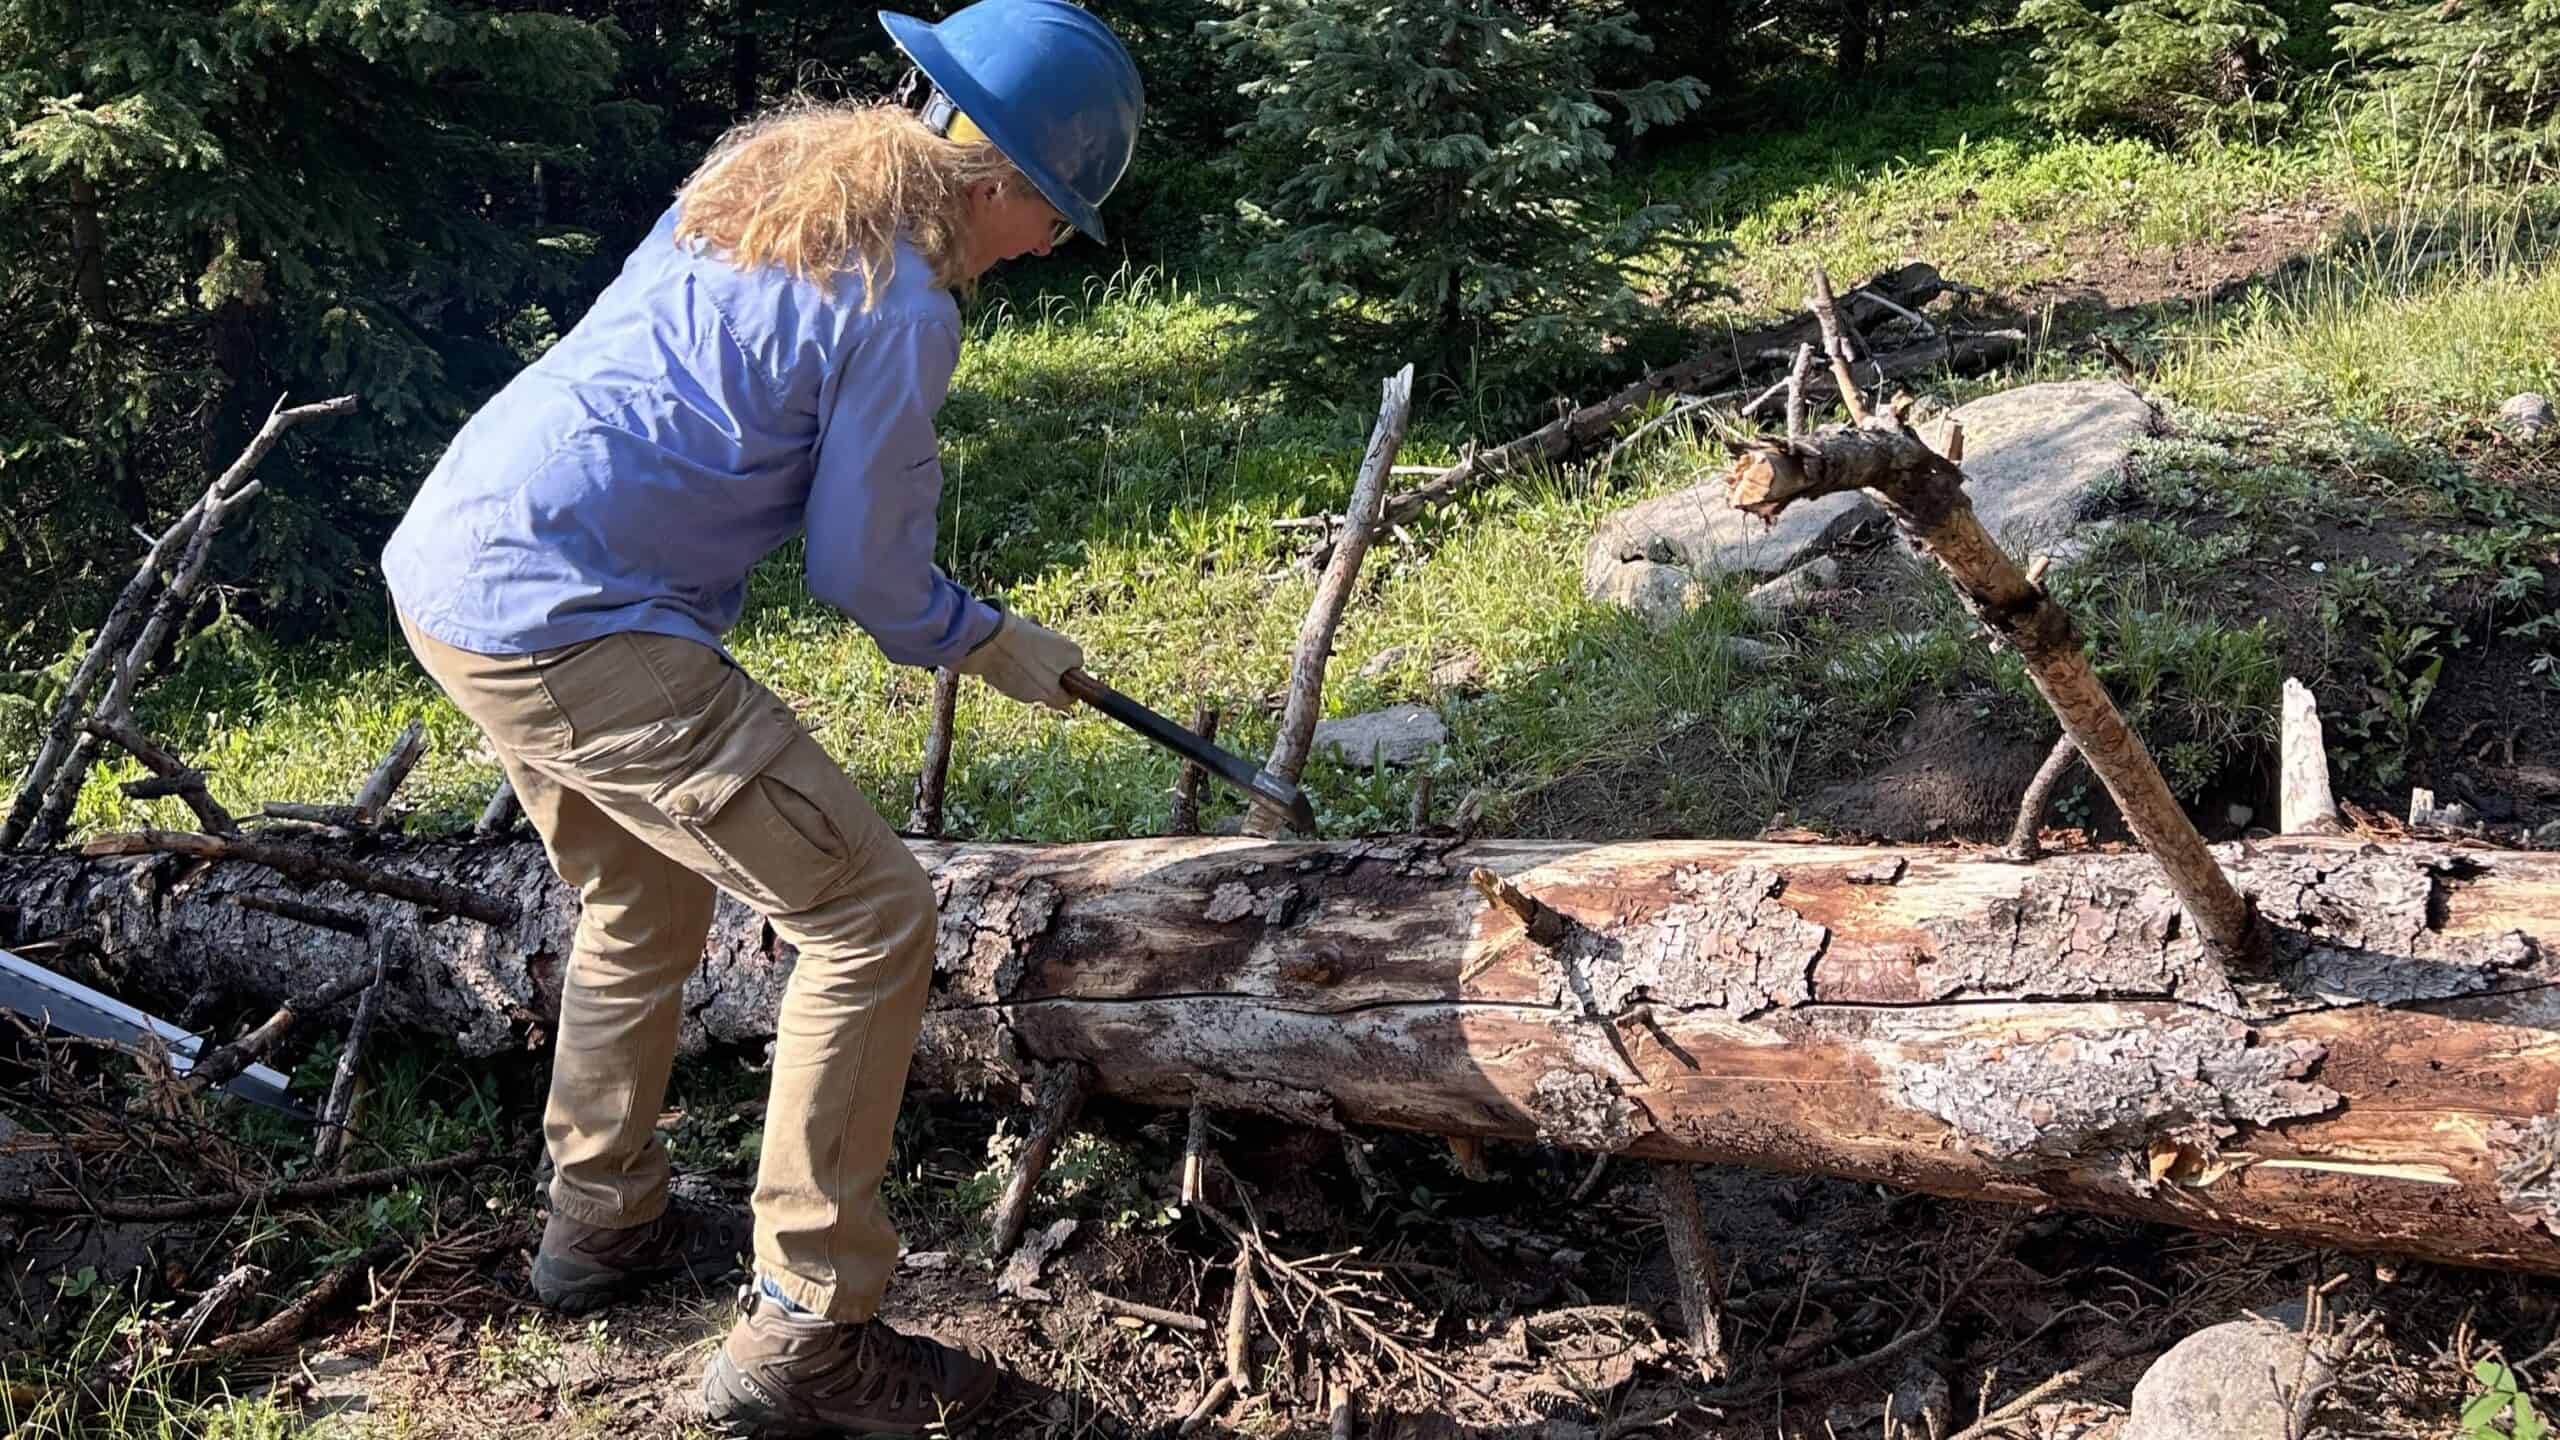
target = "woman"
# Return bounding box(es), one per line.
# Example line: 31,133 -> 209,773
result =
381,2 -> 1142,1429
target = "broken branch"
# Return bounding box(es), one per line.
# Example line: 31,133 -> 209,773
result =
988,1060 -> 1093,1255
78,827 -> 515,926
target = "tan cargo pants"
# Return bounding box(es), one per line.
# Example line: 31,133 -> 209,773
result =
400,613 -> 933,1322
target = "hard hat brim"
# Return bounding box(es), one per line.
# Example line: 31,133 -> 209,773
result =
880,9 -> 1110,245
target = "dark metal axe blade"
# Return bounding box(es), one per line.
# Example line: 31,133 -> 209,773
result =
1060,671 -> 1317,835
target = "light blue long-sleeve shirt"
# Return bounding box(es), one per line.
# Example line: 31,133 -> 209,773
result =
383,203 -> 999,667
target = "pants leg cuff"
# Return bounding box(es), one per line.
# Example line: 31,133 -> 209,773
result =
547,1179 -> 670,1230
756,1261 -> 879,1324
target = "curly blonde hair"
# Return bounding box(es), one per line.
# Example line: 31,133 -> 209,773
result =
674,100 -> 1027,307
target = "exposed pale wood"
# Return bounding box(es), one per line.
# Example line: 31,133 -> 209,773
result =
908,667 -> 962,837
1808,265 -> 1872,425
1654,1163 -> 1729,1379
1446,1135 -> 1489,1182
2281,678 -> 2345,836
186,958 -> 382,1094
1182,1097 -> 1211,1206
1253,365 -> 1416,838
989,1061 -> 1093,1255
1094,1292 -> 1209,1332
1224,1251 -> 1256,1392
1177,1376 -> 1235,1435
1785,342 -> 1815,438
1329,1379 -> 1354,1440
349,719 -> 427,826
10,835 -> 2560,1276
1728,415 -> 2259,964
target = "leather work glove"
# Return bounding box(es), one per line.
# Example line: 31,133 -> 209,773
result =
957,609 -> 1083,712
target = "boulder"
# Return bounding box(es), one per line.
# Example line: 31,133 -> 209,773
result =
1582,380 -> 2150,621
1912,379 -> 2155,555
1312,705 -> 1446,769
2123,1316 -> 2329,1440
1745,557 -> 1842,616
2501,392 -> 2554,444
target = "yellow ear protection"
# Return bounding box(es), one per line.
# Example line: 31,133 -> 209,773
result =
908,74 -> 1073,244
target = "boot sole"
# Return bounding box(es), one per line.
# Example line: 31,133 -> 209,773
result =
701,1350 -> 996,1438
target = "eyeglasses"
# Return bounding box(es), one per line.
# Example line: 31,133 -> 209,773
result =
1048,209 -> 1078,249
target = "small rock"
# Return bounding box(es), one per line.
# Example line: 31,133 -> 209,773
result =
1430,651 -> 1485,692
1593,558 -> 1698,630
2501,392 -> 2554,443
2226,803 -> 2254,829
1312,704 -> 1446,769
2123,1317 -> 2331,1440
901,1249 -> 953,1272
1725,636 -> 1787,670
1745,557 -> 1842,615
1357,645 -> 1410,679
995,1218 -> 1079,1301
2535,819 -> 2560,850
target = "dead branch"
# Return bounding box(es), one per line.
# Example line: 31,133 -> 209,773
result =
1225,1250 -> 1258,1393
1654,1162 -> 1729,1379
1785,342 -> 1815,439
85,720 -> 237,835
229,892 -> 369,935
989,1060 -> 1093,1255
3,1139 -> 494,1220
2004,734 -> 2082,862
19,395 -> 357,850
185,952 -> 384,1093
1809,266 -> 1872,424
1093,1292 -> 1209,1333
195,1237 -> 406,1364
1168,703 -> 1220,837
79,827 -> 515,926
1725,412 -> 2259,965
349,718 -> 427,827
473,775 -> 521,839
1176,1376 -> 1236,1435
310,930 -> 391,1169
1182,1096 -> 1211,1206
908,667 -> 961,837
1254,364 -> 1416,837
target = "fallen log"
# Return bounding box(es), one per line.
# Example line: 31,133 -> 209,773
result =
6,833 -> 2560,1276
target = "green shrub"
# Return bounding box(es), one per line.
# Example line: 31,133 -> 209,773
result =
2011,0 -> 2302,138
1203,0 -> 1710,404
2336,0 -> 2560,177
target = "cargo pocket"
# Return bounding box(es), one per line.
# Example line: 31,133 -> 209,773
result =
652,715 -> 863,915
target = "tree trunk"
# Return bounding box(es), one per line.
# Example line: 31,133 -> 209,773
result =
8,834 -> 2560,1276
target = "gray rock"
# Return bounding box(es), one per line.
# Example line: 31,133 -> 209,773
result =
1357,645 -> 1410,679
1914,379 -> 2156,555
2535,819 -> 2560,850
1430,652 -> 1485,692
1726,636 -> 1787,671
2502,392 -> 2554,443
1313,704 -> 1447,769
1745,557 -> 1842,615
1583,483 -> 1879,612
2124,1317 -> 2330,1440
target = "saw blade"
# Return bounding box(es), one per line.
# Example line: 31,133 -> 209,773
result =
0,947 -> 304,1116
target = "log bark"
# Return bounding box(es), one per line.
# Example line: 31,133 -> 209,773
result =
6,835 -> 2560,1277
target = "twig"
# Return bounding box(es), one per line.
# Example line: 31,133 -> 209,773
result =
1808,266 -> 1871,425
1467,867 -> 1569,947
1093,1292 -> 1209,1333
21,395 -> 356,850
1855,286 -> 1939,337
1946,1339 -> 2163,1439
185,952 -> 383,1092
908,667 -> 961,837
1571,1152 -> 1611,1203
311,928 -> 392,1168
988,1061 -> 1093,1255
1182,1096 -> 1212,1206
1601,395 -> 1714,468
1168,703 -> 1220,837
3,1140 -> 494,1220
1226,1251 -> 1257,1393
1785,342 -> 1815,439
196,1237 -> 406,1364
1654,1162 -> 1729,1380
79,827 -> 516,927
1329,1378 -> 1355,1440
1698,1220 -> 2011,1407
1253,364 -> 1416,837
2003,735 -> 2080,862
84,1262 -> 267,1385
85,720 -> 237,834
474,774 -> 522,838
1176,1376 -> 1236,1435
349,718 -> 427,827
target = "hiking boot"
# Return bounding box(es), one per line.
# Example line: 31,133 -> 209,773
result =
701,1285 -> 1000,1437
530,1199 -> 750,1313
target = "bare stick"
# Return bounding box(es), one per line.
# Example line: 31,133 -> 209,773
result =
196,1237 -> 405,1364
1654,1162 -> 1730,1380
186,953 -> 384,1093
1182,1096 -> 1211,1205
1855,286 -> 1939,337
988,1061 -> 1093,1255
1225,1251 -> 1257,1393
1809,267 -> 1872,425
3,1141 -> 493,1220
1571,1152 -> 1611,1204
2280,678 -> 2343,836
1446,1135 -> 1489,1182
1785,342 -> 1815,439
80,827 -> 516,926
1329,1379 -> 1355,1440
1176,1376 -> 1236,1435
908,667 -> 961,837
474,775 -> 521,838
2004,734 -> 2081,862
1168,703 -> 1220,836
230,893 -> 369,935
259,802 -> 369,828
1094,1293 -> 1209,1333
311,929 -> 392,1168
349,718 -> 427,826
1406,774 -> 1433,834
1725,413 -> 2260,965
85,720 -> 237,834
1947,1340 -> 2163,1439
24,396 -> 357,849
1601,394 -> 1714,469
1251,364 -> 1417,837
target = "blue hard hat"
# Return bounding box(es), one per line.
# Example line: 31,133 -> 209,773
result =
879,0 -> 1144,244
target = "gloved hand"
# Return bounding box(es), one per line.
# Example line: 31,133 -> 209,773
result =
957,609 -> 1083,712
